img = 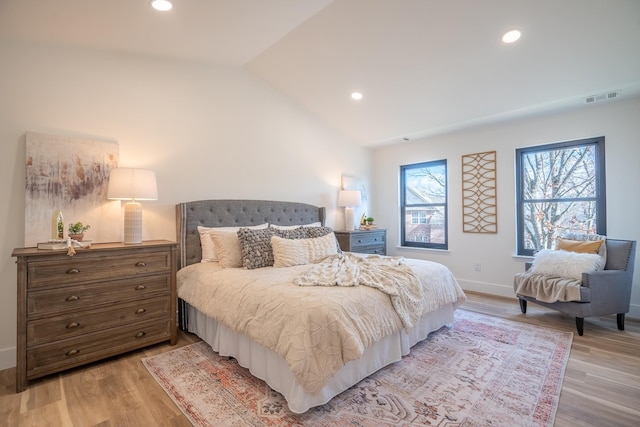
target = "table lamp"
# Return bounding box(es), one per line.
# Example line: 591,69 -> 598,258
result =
107,168 -> 158,244
338,190 -> 362,231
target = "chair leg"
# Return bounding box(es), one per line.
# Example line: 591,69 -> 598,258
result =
519,299 -> 527,314
575,317 -> 584,336
617,313 -> 625,331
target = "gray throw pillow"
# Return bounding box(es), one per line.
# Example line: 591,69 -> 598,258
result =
237,227 -> 277,269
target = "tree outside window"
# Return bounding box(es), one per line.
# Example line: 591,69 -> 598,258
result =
515,136 -> 606,256
400,160 -> 448,249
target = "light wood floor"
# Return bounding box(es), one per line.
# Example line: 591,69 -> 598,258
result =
2,292 -> 639,426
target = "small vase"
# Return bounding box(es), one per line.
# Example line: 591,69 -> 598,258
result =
69,233 -> 84,242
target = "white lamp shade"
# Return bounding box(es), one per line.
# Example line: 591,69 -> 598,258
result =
107,168 -> 158,244
337,190 -> 362,207
107,168 -> 158,201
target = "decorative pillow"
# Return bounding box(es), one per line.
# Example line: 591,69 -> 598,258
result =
237,227 -> 277,269
556,238 -> 603,254
209,230 -> 244,268
270,222 -> 322,230
559,233 -> 607,265
197,224 -> 268,262
271,233 -> 339,267
304,226 -> 341,253
529,249 -> 605,280
304,226 -> 333,238
274,227 -> 308,240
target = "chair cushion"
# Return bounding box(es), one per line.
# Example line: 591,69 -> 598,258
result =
514,272 -> 587,303
530,249 -> 604,280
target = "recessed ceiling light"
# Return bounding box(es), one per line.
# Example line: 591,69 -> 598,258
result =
351,92 -> 363,100
502,30 -> 521,44
151,0 -> 173,11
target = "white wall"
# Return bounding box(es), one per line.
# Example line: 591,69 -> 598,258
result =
0,39 -> 371,369
374,96 -> 640,318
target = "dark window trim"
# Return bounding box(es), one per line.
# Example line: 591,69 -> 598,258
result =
400,159 -> 448,250
515,136 -> 606,256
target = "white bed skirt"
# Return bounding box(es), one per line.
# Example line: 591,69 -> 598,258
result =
185,302 -> 456,414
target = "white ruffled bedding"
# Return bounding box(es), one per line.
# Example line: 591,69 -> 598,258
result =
177,256 -> 465,394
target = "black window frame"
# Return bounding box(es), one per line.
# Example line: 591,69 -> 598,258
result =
400,159 -> 448,250
515,136 -> 606,256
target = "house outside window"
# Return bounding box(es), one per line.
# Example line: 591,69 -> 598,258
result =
400,160 -> 448,249
515,136 -> 606,256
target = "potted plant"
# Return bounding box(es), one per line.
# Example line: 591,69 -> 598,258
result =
68,222 -> 90,241
366,217 -> 375,226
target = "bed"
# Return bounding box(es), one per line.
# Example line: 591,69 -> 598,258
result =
175,199 -> 466,414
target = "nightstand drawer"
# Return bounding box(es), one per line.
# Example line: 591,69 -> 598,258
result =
27,251 -> 172,289
27,275 -> 171,317
26,318 -> 172,378
349,232 -> 385,248
353,245 -> 385,255
27,296 -> 171,345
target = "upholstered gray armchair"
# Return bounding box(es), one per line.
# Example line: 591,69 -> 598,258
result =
515,239 -> 636,336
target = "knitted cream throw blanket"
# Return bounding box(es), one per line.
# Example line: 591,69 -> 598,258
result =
295,253 -> 424,329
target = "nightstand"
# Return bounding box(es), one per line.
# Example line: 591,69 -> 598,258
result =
12,240 -> 177,392
334,229 -> 386,255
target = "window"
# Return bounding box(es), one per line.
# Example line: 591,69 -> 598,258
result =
515,136 -> 606,256
411,211 -> 428,224
400,160 -> 448,249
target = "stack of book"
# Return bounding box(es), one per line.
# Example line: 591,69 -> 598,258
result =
37,240 -> 92,250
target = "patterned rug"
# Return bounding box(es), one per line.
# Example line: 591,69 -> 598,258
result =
142,309 -> 572,426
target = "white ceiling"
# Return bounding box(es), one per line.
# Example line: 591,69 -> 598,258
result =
1,0 -> 639,147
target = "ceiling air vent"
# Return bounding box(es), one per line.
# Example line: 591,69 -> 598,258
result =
585,91 -> 620,104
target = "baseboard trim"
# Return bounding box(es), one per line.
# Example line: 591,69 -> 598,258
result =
0,346 -> 15,371
457,279 -> 516,299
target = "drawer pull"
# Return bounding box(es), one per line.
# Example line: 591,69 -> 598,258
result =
135,285 -> 146,291
66,295 -> 80,302
135,331 -> 146,338
135,262 -> 147,267
66,268 -> 80,274
357,239 -> 362,243
135,308 -> 146,314
66,349 -> 79,356
66,322 -> 80,329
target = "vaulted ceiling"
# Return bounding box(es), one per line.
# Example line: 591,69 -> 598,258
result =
2,0 -> 639,146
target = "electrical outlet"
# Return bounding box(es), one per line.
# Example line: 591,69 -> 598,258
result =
473,263 -> 481,272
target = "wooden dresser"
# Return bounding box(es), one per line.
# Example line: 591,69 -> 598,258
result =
334,229 -> 386,255
12,240 -> 177,392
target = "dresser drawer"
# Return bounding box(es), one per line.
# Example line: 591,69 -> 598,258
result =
27,295 -> 171,346
27,251 -> 172,289
26,318 -> 172,379
28,275 -> 170,317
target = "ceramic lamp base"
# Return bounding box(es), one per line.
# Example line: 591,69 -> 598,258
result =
345,207 -> 355,231
123,201 -> 143,244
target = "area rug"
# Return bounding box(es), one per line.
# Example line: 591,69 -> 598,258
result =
142,309 -> 573,427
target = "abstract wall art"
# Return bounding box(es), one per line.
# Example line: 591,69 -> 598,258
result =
24,131 -> 121,246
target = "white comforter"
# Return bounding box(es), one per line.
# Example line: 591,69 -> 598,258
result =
177,255 -> 465,394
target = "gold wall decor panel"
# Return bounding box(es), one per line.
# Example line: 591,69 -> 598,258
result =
462,151 -> 497,233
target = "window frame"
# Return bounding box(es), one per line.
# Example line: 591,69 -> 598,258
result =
515,136 -> 606,256
400,159 -> 448,250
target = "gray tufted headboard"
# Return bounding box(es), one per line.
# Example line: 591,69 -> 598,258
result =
176,199 -> 326,269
